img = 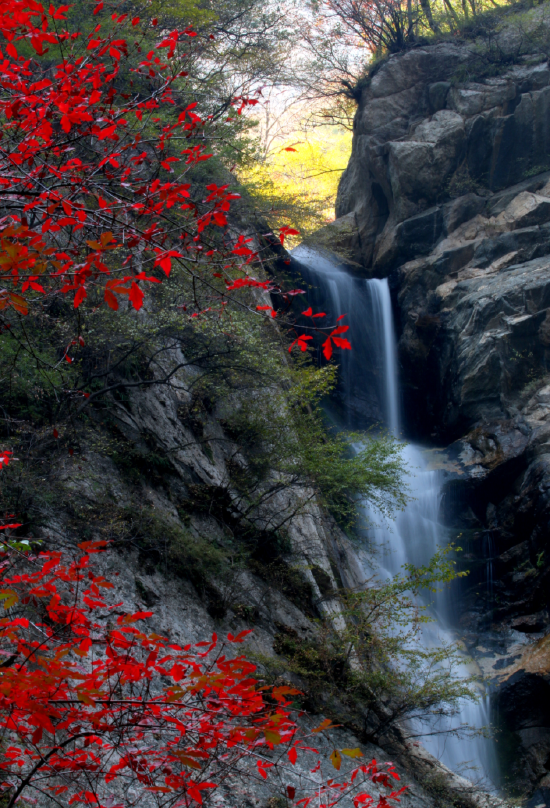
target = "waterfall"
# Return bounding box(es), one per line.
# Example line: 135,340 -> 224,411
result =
292,246 -> 499,789
365,278 -> 400,435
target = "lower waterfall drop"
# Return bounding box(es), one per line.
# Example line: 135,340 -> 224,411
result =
293,246 -> 499,790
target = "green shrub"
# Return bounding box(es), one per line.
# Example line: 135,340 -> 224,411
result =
263,547 -> 477,739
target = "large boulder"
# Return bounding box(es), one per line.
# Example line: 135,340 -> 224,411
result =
337,30 -> 550,274
388,111 -> 466,222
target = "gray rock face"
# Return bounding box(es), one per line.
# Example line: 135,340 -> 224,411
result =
336,34 -> 550,274
397,178 -> 550,438
389,111 -> 466,222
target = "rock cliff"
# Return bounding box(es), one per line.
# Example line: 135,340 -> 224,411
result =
9,293 -> 496,808
331,5 -> 550,801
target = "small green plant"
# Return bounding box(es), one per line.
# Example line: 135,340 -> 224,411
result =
513,558 -> 537,578
262,546 -> 477,739
67,499 -> 239,618
211,332 -> 408,532
524,163 -> 550,178
445,160 -> 484,198
536,550 -> 545,569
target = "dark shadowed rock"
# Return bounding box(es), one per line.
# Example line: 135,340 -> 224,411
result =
444,193 -> 489,234
428,81 -> 451,113
527,787 -> 550,808
374,206 -> 444,271
510,613 -> 549,633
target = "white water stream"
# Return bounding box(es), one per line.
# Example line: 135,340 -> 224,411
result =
293,246 -> 498,789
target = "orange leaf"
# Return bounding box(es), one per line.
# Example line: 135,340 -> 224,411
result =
0,590 -> 19,609
272,685 -> 301,702
330,749 -> 342,770
173,753 -> 201,770
264,729 -> 281,745
313,718 -> 335,734
9,292 -> 28,315
342,748 -> 363,758
76,689 -> 96,706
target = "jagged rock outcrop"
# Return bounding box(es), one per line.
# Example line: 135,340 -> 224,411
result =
397,172 -> 550,437
331,6 -> 550,799
335,8 -> 550,274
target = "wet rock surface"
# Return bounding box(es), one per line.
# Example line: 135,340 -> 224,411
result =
433,379 -> 550,796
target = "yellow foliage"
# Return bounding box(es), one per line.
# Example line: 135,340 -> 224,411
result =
240,125 -> 352,246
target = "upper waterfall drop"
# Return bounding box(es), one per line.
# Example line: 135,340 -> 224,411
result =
291,245 -> 499,791
292,246 -> 401,430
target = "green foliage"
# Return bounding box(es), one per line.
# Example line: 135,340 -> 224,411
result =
524,162 -> 550,177
0,271 -> 410,638
124,509 -> 228,584
77,500 -> 236,616
0,0 -> 409,654
265,546 -> 477,738
250,556 -> 318,615
199,320 -> 407,529
0,326 -> 77,426
1,271 -> 407,544
446,160 -> 485,198
110,442 -> 174,486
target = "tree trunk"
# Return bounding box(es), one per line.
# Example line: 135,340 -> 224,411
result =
419,0 -> 440,33
442,0 -> 461,28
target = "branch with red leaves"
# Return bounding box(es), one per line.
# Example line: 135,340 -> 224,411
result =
0,525 -> 406,808
0,0 -> 349,367
289,310 -> 352,361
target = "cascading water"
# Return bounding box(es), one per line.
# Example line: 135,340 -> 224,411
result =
293,246 -> 499,789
